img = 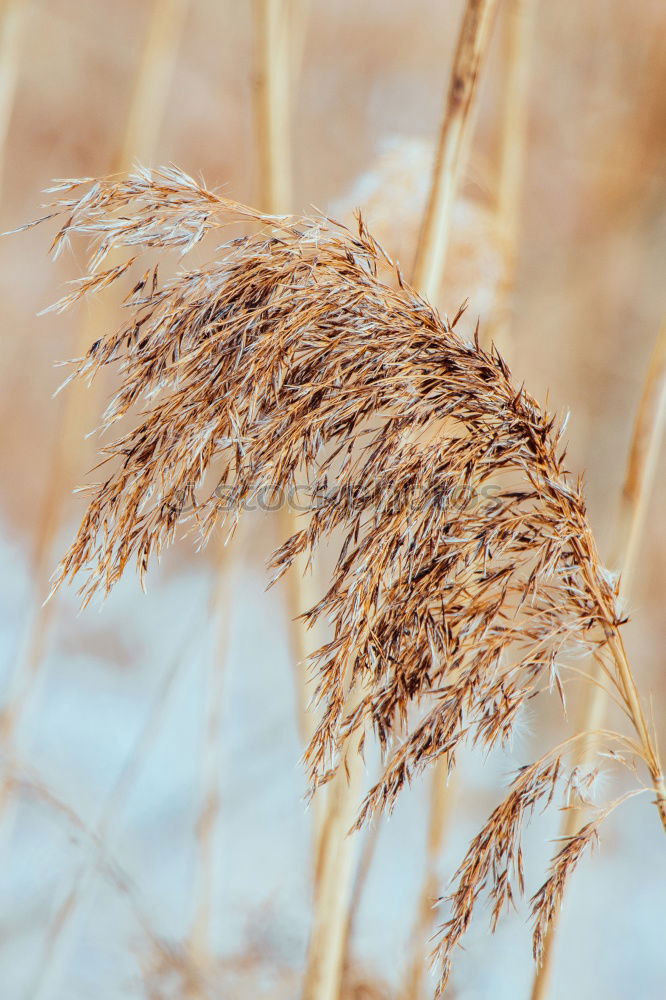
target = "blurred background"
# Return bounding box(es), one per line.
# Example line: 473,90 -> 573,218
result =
0,1 -> 665,998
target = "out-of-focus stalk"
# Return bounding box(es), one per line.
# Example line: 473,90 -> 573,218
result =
253,0 -> 326,857
529,318 -> 666,1000
302,715 -> 365,1000
255,6 -> 366,998
0,0 -> 29,202
118,0 -> 191,168
401,769 -> 454,999
412,0 -> 499,302
254,0 -> 292,214
492,0 -> 537,352
404,5 -> 501,996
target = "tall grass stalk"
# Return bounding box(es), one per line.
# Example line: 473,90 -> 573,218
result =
252,0 -> 324,835
119,0 -> 191,168
529,318 -> 666,1000
288,0 -> 311,91
402,770 -> 455,999
340,807 -> 382,986
303,707 -> 365,1000
412,0 -> 499,302
0,0 -> 28,202
404,4 -> 502,992
254,0 -> 292,214
492,0 -> 537,352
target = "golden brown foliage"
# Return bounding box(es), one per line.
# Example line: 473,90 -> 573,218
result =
27,166 -> 664,992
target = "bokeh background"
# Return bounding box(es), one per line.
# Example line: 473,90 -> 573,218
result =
0,1 -> 665,998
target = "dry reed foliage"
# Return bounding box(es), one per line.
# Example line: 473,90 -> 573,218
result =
27,166 -> 664,993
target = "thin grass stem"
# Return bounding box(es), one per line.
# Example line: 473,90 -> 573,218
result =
0,0 -> 29,203
254,0 -> 292,214
412,0 -> 499,302
303,706 -> 365,1000
405,6 -> 502,993
491,0 -> 537,352
530,318 -> 666,1000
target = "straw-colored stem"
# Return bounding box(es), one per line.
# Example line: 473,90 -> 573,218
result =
253,26 -> 346,997
340,809 -> 381,985
302,722 -> 365,1000
411,0 -> 499,302
530,319 -> 666,1000
401,6 -> 501,992
118,0 -> 191,169
0,0 -> 28,202
287,0 -> 311,93
253,0 -> 326,866
254,0 -> 292,214
496,0 -> 536,260
302,623 -> 364,1000
401,760 -> 454,1000
604,628 -> 666,830
491,0 -> 537,351
283,543 -> 328,866
609,321 -> 666,586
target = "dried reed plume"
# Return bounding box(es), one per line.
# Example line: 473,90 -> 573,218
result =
28,165 -> 665,993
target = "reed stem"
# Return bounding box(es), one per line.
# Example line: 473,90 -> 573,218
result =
285,547 -> 328,867
302,722 -> 365,1000
254,0 -> 292,214
253,0 -> 327,866
403,6 -> 501,994
0,0 -> 28,203
401,763 -> 454,1000
340,811 -> 381,985
530,319 -> 666,1000
119,0 -> 190,167
492,0 -> 537,351
255,5 -> 368,982
287,0 -> 311,92
412,0 -> 499,302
